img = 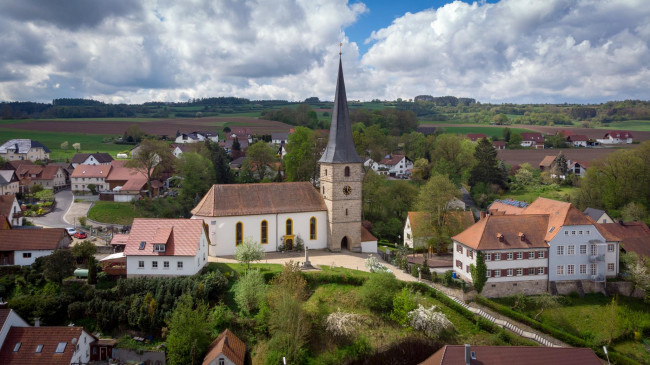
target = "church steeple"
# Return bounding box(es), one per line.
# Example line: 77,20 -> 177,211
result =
319,58 -> 363,164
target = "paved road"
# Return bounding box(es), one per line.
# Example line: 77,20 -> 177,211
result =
30,189 -> 73,228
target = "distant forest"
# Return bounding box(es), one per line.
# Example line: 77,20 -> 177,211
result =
2,97 -> 650,128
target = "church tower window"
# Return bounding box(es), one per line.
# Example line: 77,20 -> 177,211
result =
261,220 -> 268,244
235,222 -> 243,245
344,166 -> 350,177
310,217 -> 317,240
286,219 -> 293,235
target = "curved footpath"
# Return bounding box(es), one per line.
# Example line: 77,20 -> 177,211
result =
210,250 -> 565,348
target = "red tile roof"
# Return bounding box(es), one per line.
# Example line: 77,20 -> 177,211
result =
539,155 -> 556,168
521,132 -> 544,142
420,345 -> 601,365
203,329 -> 246,365
0,326 -> 90,365
568,134 -> 589,142
15,165 -> 62,181
0,229 -> 71,251
0,195 -> 18,218
361,225 -> 377,242
452,214 -> 550,250
599,222 -> 650,258
71,164 -> 112,178
379,154 -> 407,166
192,182 -> 326,217
123,219 -> 206,256
466,133 -> 488,141
110,234 -> 129,245
604,130 -> 633,139
487,201 -> 526,215
492,141 -> 506,147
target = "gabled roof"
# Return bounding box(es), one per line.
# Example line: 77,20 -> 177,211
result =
492,141 -> 506,147
0,170 -> 17,185
16,165 -> 63,181
192,182 -> 326,217
361,225 -> 377,242
420,345 -> 601,365
568,134 -> 589,142
0,326 -> 88,365
123,219 -> 205,256
522,197 -> 618,241
0,139 -> 50,154
71,164 -> 112,179
379,154 -> 407,166
71,153 -> 113,164
271,132 -> 289,141
569,160 -> 588,169
0,195 -> 18,218
452,214 -> 550,250
520,132 -> 544,142
539,155 -> 556,168
583,207 -> 607,221
604,130 -> 633,139
487,199 -> 528,215
3,160 -> 34,171
466,133 -> 487,141
319,59 -> 363,164
599,222 -> 650,258
203,329 -> 246,365
224,139 -> 249,149
0,228 -> 71,251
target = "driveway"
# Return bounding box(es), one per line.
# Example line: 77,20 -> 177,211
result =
30,189 -> 74,228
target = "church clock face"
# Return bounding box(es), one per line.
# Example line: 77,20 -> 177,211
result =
343,185 -> 352,195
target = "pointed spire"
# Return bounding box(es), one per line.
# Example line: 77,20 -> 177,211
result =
319,58 -> 363,164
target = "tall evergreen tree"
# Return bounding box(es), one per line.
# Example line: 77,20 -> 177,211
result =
468,138 -> 506,188
551,151 -> 568,178
201,140 -> 233,184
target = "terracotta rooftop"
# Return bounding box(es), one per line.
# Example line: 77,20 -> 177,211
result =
192,182 -> 327,217
379,154 -> 407,166
466,133 -> 488,141
487,199 -> 528,215
539,155 -> 556,168
71,164 -> 112,178
599,222 -> 650,258
123,219 -> 206,256
3,160 -> 34,170
203,329 -> 246,365
605,130 -> 633,139
452,214 -> 550,250
420,345 -> 602,365
0,195 -> 17,218
0,326 -> 89,365
361,225 -> 377,242
492,141 -> 506,147
521,132 -> 544,142
0,228 -> 71,251
110,234 -> 129,245
568,134 -> 589,142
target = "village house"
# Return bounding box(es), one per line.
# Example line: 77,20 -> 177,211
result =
271,132 -> 289,145
599,221 -> 650,260
520,132 -> 545,149
122,219 -> 209,278
0,228 -> 71,266
0,195 -> 23,226
70,153 -> 114,168
420,344 -> 602,365
453,197 -> 620,297
0,171 -> 19,195
71,164 -> 112,193
104,160 -> 159,201
15,165 -> 67,192
568,160 -> 588,177
364,154 -> 413,177
466,133 -> 488,142
170,144 -> 191,158
583,208 -> 614,223
227,128 -> 253,143
0,307 -> 95,365
174,131 -> 219,144
203,329 -> 246,365
566,134 -> 589,147
0,139 -> 50,162
487,199 -> 528,215
597,130 -> 633,144
492,140 -> 506,150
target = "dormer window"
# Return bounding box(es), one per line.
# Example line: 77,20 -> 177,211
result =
154,244 -> 166,252
55,342 -> 67,353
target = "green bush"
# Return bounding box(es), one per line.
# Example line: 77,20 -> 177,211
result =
78,217 -> 87,227
411,263 -> 421,277
233,269 -> 266,315
390,288 -> 417,326
360,272 -> 401,313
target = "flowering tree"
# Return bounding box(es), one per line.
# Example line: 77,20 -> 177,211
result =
365,254 -> 391,273
408,304 -> 454,339
325,308 -> 364,338
234,237 -> 265,269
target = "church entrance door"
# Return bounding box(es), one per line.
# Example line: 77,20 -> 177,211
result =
341,236 -> 348,250
285,238 -> 293,251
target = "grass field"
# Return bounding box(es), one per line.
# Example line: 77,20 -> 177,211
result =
87,201 -> 140,225
595,120 -> 650,131
435,126 -> 536,138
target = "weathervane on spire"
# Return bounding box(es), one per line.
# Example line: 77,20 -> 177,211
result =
339,42 -> 342,56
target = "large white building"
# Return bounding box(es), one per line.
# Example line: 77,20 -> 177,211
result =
123,219 -> 209,278
364,154 -> 413,177
0,139 -> 50,162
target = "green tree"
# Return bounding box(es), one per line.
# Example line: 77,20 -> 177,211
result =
124,124 -> 146,143
621,202 -> 647,222
430,134 -> 475,184
411,158 -> 431,182
551,151 -> 568,179
508,132 -> 523,149
503,127 -> 512,142
200,140 -> 232,184
72,240 -> 97,263
43,249 -> 75,283
242,141 -> 277,181
233,269 -> 266,315
234,237 -> 265,269
470,251 -> 487,293
88,256 -> 97,284
401,131 -> 429,161
175,152 -> 216,210
35,189 -> 54,201
360,272 -> 400,313
415,174 -> 459,229
61,141 -> 69,150
531,293 -> 560,320
284,126 -> 318,182
468,137 -> 506,189
126,139 -> 174,198
390,287 -> 417,326
166,294 -> 213,365
30,184 -> 44,195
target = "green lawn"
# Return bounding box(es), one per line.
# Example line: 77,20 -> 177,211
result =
595,120 -> 650,132
438,126 -> 536,138
500,186 -> 577,203
87,201 -> 141,225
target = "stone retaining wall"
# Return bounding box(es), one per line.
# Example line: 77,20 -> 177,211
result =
482,279 -> 548,298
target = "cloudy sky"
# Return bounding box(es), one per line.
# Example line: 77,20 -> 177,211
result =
1,0 -> 649,104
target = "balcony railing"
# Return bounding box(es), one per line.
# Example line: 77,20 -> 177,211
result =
588,254 -> 605,263
590,274 -> 605,282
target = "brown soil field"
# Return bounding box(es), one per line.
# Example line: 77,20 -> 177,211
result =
513,125 -> 650,142
0,117 -> 292,135
497,146 -> 637,167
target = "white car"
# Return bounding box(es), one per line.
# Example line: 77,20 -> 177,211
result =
66,227 -> 77,236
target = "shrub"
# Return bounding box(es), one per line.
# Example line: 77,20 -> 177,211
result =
325,308 -> 365,338
360,272 -> 401,313
78,217 -> 87,227
408,304 -> 454,339
234,237 -> 265,269
365,254 -> 391,273
233,269 -> 266,315
390,288 -> 417,326
411,263 -> 421,277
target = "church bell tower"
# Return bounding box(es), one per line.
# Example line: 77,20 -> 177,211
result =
319,57 -> 363,252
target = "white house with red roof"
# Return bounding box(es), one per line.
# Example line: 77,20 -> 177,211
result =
364,154 -> 413,177
520,133 -> 545,149
123,219 -> 209,277
566,134 -> 589,147
466,133 -> 488,142
0,228 -> 72,266
598,130 -> 633,144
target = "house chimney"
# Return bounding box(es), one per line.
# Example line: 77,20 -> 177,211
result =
497,233 -> 504,242
34,318 -> 40,327
465,344 -> 471,365
519,232 -> 526,241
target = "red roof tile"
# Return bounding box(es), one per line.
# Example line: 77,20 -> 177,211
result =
605,130 -> 633,139
379,154 -> 407,165
466,133 -> 488,141
420,345 -> 601,365
0,229 -> 71,251
203,329 -> 246,365
71,164 -> 112,178
0,326 -> 89,365
0,195 -> 18,218
361,226 -> 377,242
568,134 -> 589,142
123,219 -> 206,256
452,214 -> 550,250
539,155 -> 556,168
599,222 -> 650,258
521,132 -> 544,142
487,201 -> 525,215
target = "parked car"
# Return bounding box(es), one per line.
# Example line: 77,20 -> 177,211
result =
66,227 -> 77,236
73,231 -> 87,239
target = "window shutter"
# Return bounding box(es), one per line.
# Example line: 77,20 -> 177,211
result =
502,269 -> 507,277
524,252 -> 529,259
523,268 -> 528,275
544,267 -> 548,274
502,253 -> 507,260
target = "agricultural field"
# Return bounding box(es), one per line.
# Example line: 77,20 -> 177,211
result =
430,125 -> 536,138
594,120 -> 650,132
496,147 -> 629,167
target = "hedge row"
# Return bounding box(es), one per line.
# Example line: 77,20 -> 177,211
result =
474,296 -> 640,365
304,272 -> 367,287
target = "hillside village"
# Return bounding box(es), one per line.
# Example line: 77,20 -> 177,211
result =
1,47 -> 650,365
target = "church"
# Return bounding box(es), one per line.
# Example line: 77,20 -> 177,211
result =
191,58 -> 377,256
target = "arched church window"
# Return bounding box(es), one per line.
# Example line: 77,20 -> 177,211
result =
236,222 -> 243,245
344,166 -> 350,177
286,219 -> 293,235
261,220 -> 268,244
310,217 -> 316,240
345,208 -> 348,216
325,169 -> 327,176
